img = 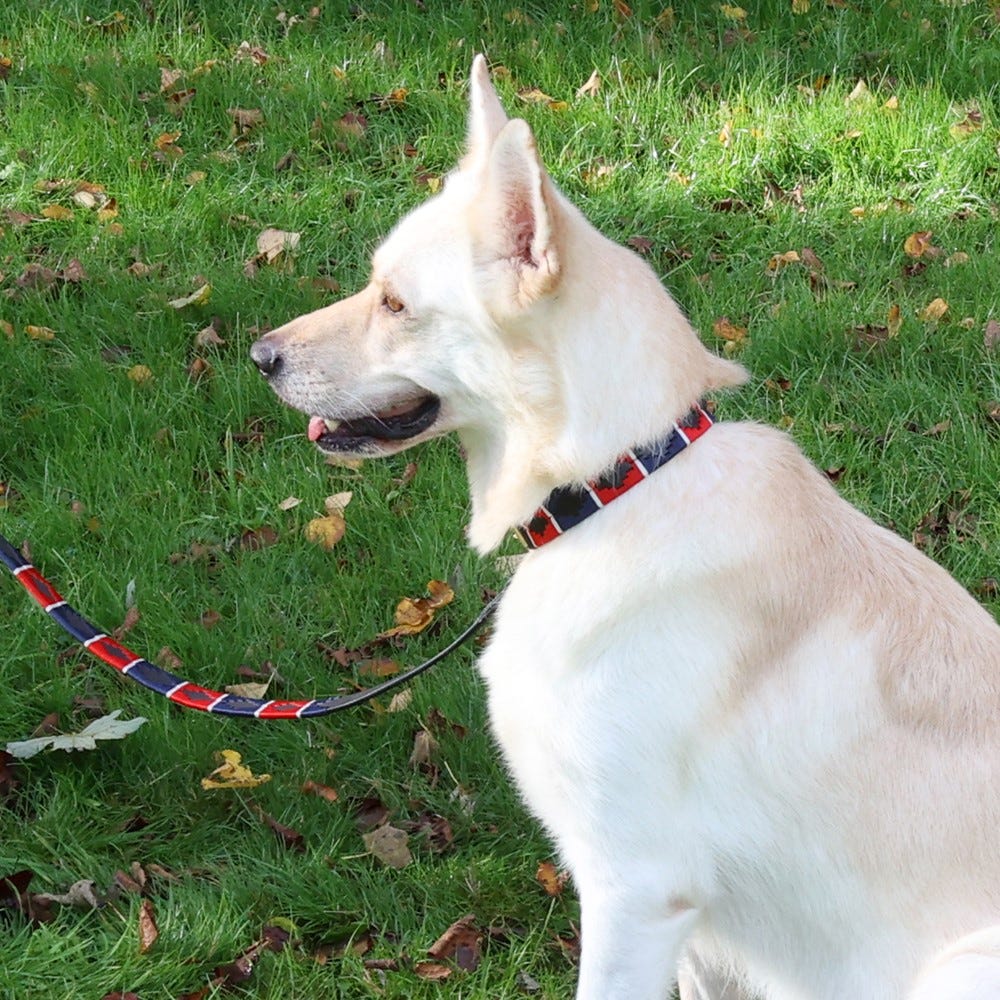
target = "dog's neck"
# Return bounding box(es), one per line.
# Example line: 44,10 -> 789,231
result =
514,403 -> 714,549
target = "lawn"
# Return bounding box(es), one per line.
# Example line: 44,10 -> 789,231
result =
1,1 -> 998,997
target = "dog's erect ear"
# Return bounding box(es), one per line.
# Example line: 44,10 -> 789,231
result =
465,54 -> 508,169
474,118 -> 561,308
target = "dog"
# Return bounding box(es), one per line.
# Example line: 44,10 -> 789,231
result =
250,56 -> 1000,1000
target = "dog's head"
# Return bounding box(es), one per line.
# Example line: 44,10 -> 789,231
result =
251,56 -> 746,550
249,55 -> 563,460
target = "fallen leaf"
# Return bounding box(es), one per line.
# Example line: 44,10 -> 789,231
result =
845,79 -> 869,103
409,729 -> 439,771
5,711 -> 147,759
302,779 -> 339,803
427,913 -> 482,972
984,319 -> 1000,351
194,323 -> 225,349
254,227 -> 300,264
25,325 -> 56,341
127,364 -> 153,384
766,249 -> 800,272
712,317 -> 748,342
236,525 -> 278,551
250,804 -> 305,851
34,879 -> 101,909
363,823 -> 412,868
918,297 -> 949,323
719,4 -> 747,19
887,303 -> 902,338
575,69 -> 601,98
167,283 -> 211,309
414,961 -> 452,981
200,749 -> 271,790
304,512 -> 346,550
41,204 -> 74,221
903,231 -> 935,258
387,689 -> 413,712
536,860 -> 569,897
138,899 -> 159,953
377,580 -> 455,638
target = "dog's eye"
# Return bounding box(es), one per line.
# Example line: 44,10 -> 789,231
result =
382,293 -> 405,314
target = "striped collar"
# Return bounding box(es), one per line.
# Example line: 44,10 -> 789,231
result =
515,402 -> 714,550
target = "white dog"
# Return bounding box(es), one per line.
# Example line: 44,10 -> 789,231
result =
251,56 -> 1000,1000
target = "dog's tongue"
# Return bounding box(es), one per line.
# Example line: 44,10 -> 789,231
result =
307,416 -> 328,442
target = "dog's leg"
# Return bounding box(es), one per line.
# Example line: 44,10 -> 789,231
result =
907,927 -> 1000,1000
678,949 -> 758,1000
573,883 -> 700,1000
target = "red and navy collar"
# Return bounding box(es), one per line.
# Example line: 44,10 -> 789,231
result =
515,402 -> 714,550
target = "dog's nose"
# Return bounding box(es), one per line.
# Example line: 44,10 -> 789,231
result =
250,338 -> 282,378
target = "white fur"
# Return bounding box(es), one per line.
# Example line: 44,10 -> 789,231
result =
252,56 -> 1000,999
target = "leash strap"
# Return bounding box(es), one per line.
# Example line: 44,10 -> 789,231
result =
0,532 -> 499,719
516,403 -> 713,549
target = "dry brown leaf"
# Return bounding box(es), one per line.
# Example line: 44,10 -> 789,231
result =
301,779 -> 339,803
427,914 -> 482,972
576,69 -> 601,98
903,231 -> 935,258
194,324 -> 225,349
41,204 -> 74,221
984,319 -> 1000,351
409,729 -> 439,771
362,823 -> 412,869
886,303 -> 902,338
712,317 -> 748,342
536,860 -> 569,897
414,961 -> 452,981
918,297 -> 949,323
766,249 -> 800,272
138,899 -> 159,954
255,227 -> 300,263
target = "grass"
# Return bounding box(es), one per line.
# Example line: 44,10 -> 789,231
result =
1,1 -> 999,997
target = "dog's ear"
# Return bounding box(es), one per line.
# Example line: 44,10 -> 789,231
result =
465,54 -> 508,169
474,118 -> 561,309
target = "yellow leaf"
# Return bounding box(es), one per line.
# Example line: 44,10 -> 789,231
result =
41,204 -> 74,221
918,298 -> 949,323
766,250 -> 801,272
304,512 -> 346,550
127,364 -> 153,384
1,320 -> 13,339
944,251 -> 970,267
720,4 -> 747,19
883,95 -> 899,111
167,283 -> 211,309
517,87 -> 556,105
792,0 -> 810,11
201,749 -> 271,790
25,324 -> 56,340
887,303 -> 902,338
718,120 -> 733,147
184,170 -> 207,186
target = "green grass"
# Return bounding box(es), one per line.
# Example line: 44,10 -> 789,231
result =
1,1 -> 999,997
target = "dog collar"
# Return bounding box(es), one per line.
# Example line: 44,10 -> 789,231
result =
515,403 -> 714,549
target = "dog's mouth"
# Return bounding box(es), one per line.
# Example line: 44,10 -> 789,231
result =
307,394 -> 441,454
